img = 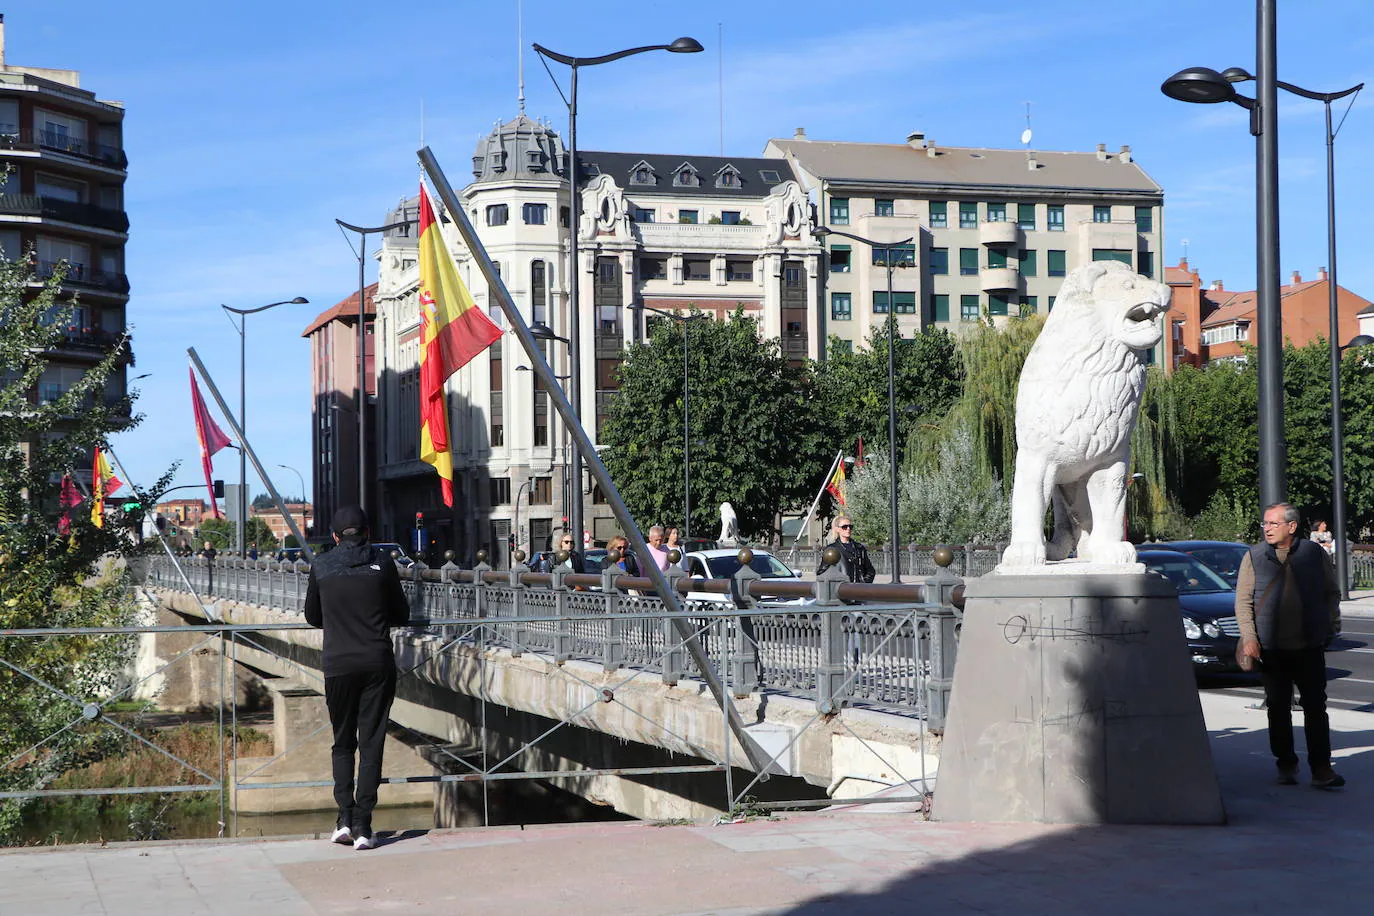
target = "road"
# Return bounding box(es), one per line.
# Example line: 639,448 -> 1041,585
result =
1201,613 -> 1374,712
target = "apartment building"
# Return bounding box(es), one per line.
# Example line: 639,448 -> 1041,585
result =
0,17 -> 132,423
370,114 -> 819,563
765,130 -> 1163,354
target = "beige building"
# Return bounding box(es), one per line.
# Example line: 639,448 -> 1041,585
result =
765,130 -> 1163,354
371,114 -> 819,563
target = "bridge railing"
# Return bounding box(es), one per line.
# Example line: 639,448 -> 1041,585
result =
144,552 -> 963,726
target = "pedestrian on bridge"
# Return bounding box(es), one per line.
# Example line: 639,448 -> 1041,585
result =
304,505 -> 410,849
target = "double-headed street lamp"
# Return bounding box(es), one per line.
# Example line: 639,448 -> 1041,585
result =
336,216 -> 415,517
814,226 -> 913,582
222,297 -> 309,556
628,304 -> 706,540
532,35 -> 703,553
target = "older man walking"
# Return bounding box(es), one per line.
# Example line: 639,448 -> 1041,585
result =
1236,502 -> 1344,789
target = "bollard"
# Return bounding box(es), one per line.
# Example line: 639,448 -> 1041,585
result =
923,546 -> 963,732
508,555 -> 530,658
728,557 -> 760,697
600,565 -> 626,673
657,565 -> 685,686
550,564 -> 573,665
440,558 -> 460,620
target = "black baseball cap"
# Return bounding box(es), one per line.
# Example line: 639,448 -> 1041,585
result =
332,505 -> 369,538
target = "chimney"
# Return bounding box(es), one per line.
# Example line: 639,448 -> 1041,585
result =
793,127 -> 807,140
1319,266 -> 1329,281
1211,280 -> 1224,291
1027,151 -> 1038,171
1291,270 -> 1302,285
907,130 -> 927,149
1119,144 -> 1132,163
1096,143 -> 1108,161
1179,256 -> 1189,272
926,141 -> 939,158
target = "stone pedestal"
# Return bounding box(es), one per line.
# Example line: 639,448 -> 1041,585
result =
933,572 -> 1225,825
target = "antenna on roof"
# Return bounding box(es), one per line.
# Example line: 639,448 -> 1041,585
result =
1020,101 -> 1033,147
1181,238 -> 1190,262
516,0 -> 526,114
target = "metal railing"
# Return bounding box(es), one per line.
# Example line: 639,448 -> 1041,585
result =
783,544 -> 1004,579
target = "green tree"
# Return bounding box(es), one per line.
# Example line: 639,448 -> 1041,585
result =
197,516 -> 276,552
0,258 -> 167,841
601,310 -> 822,540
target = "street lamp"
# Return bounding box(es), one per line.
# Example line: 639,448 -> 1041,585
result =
222,296 -> 309,556
275,463 -> 309,538
1161,1 -> 1284,506
814,226 -> 913,581
532,35 -> 703,555
335,216 -> 416,518
627,304 -> 706,540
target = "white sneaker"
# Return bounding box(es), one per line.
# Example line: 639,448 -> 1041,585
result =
330,826 -> 354,845
353,834 -> 377,851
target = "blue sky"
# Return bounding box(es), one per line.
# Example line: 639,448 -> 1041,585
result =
10,0 -> 1374,500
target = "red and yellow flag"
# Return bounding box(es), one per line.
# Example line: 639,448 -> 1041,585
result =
90,446 -> 122,528
418,183 -> 503,506
825,460 -> 846,505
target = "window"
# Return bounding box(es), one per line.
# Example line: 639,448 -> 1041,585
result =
597,260 -> 618,283
491,478 -> 511,505
559,206 -> 570,227
1019,249 -> 1037,276
726,260 -> 753,281
531,477 -> 552,505
486,204 -> 509,226
931,294 -> 950,322
960,295 -> 980,322
1020,295 -> 1038,317
36,174 -> 85,202
1092,249 -> 1133,265
829,245 -> 852,273
530,260 -> 548,324
831,292 -> 852,321
678,209 -> 698,224
522,203 -> 548,225
929,247 -> 948,275
715,168 -> 739,188
987,248 -> 1007,269
684,259 -> 710,281
959,202 -> 978,228
631,165 -> 654,185
929,201 -> 948,228
831,339 -> 854,355
674,165 -> 699,187
1048,249 -> 1067,277
988,293 -> 1010,316
1017,203 -> 1036,231
632,207 -> 655,223
641,257 -> 667,280
758,169 -> 782,183
959,248 -> 979,276
830,198 -> 850,224
872,292 -> 888,315
720,210 -> 742,225
986,202 -> 1006,222
1138,250 -> 1154,278
875,198 -> 895,217
872,291 -> 916,315
1135,206 -> 1153,233
1047,205 -> 1065,232
1093,205 -> 1112,223
874,244 -> 915,267
1048,296 -> 1056,312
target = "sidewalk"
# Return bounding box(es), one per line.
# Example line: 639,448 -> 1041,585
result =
3,690 -> 1371,916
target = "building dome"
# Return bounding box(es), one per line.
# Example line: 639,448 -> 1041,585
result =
471,114 -> 567,184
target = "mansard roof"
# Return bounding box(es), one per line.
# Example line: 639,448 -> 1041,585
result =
575,150 -> 794,198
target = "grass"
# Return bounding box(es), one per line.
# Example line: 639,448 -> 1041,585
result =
53,724 -> 272,790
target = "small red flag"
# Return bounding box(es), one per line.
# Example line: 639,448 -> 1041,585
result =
58,473 -> 83,534
190,366 -> 232,518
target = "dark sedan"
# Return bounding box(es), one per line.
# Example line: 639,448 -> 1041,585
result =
1148,540 -> 1248,588
1138,548 -> 1243,673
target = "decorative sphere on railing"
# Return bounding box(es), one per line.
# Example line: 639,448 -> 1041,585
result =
932,545 -> 954,568
444,549 -> 455,563
513,549 -> 526,563
821,546 -> 841,567
737,547 -> 753,565
667,548 -> 681,564
556,549 -> 570,563
390,549 -> 401,561
476,549 -> 488,563
607,548 -> 622,564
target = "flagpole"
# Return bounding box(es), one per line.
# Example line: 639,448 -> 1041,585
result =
786,449 -> 842,566
104,447 -> 220,622
187,348 -> 314,561
420,146 -> 770,776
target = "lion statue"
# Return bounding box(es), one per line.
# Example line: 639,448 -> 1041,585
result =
718,501 -> 741,546
1000,261 -> 1170,570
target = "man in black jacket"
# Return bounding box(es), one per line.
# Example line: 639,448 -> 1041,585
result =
817,515 -> 876,584
304,505 -> 410,849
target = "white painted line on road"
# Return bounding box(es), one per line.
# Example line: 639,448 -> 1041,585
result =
1342,647 -> 1374,654
1334,676 -> 1374,686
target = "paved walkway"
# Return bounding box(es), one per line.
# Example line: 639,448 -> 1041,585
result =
3,685 -> 1372,916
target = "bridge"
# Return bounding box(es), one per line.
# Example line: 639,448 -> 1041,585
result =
1,552 -> 967,835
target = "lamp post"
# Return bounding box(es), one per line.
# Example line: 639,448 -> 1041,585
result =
221,296 -> 309,556
275,463 -> 309,539
628,304 -> 705,540
814,226 -> 912,581
532,36 -> 703,555
335,217 -> 415,518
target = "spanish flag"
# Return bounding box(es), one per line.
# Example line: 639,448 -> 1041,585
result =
825,460 -> 846,505
418,183 -> 503,506
90,446 -> 122,528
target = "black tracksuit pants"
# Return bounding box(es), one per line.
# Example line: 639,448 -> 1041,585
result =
325,667 -> 397,834
1260,646 -> 1331,770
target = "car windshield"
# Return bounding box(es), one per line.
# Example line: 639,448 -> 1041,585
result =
703,554 -> 795,579
1144,554 -> 1232,594
1182,546 -> 1246,588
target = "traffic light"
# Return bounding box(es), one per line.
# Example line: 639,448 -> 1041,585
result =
213,479 -> 225,499
415,511 -> 424,529
121,500 -> 141,513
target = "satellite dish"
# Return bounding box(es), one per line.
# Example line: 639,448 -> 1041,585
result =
1020,128 -> 1033,146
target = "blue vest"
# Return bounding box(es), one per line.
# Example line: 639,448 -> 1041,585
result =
1249,538 -> 1331,649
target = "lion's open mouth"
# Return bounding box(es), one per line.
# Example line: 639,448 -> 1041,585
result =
1124,301 -> 1165,327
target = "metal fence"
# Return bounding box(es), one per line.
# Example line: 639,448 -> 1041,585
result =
780,544 -> 1003,579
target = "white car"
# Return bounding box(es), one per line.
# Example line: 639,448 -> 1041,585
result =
680,548 -> 810,605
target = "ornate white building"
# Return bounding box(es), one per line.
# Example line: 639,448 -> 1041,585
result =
370,115 -> 820,564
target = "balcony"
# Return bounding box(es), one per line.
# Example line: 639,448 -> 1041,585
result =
0,128 -> 127,169
35,260 -> 131,295
978,221 -> 1019,247
980,267 -> 1020,292
0,195 -> 129,233
634,221 -> 765,252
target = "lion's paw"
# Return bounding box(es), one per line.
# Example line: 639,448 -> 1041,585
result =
1001,541 -> 1046,568
1083,539 -> 1136,566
